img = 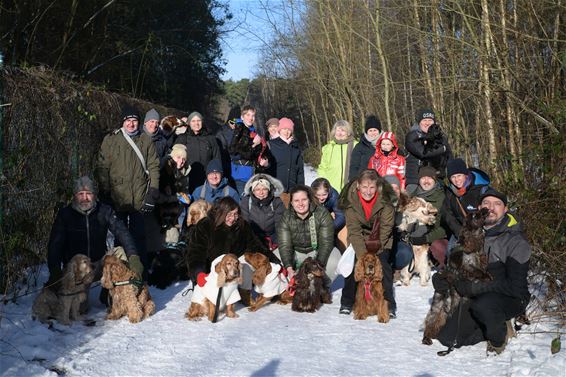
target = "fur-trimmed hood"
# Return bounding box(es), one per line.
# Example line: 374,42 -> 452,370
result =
243,173 -> 285,197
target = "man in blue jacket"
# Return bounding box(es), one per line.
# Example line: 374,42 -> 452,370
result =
191,159 -> 240,204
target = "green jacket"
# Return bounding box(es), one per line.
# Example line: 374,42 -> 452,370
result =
415,184 -> 447,243
95,129 -> 160,212
341,177 -> 396,258
317,139 -> 358,191
277,204 -> 335,268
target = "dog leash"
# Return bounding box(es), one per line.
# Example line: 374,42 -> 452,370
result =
212,286 -> 223,323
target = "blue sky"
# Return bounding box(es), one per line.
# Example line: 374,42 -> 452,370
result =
220,0 -> 276,81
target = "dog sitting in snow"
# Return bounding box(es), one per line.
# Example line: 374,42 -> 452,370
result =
291,257 -> 332,313
32,254 -> 94,326
397,195 -> 438,286
240,252 -> 291,312
353,252 -> 389,323
186,254 -> 242,322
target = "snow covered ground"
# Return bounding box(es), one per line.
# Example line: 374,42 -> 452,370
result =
1,165 -> 564,376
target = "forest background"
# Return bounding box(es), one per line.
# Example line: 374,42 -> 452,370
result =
0,0 -> 564,324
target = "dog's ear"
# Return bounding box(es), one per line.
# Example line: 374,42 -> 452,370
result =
216,259 -> 226,287
61,259 -> 77,288
373,257 -> 383,281
252,263 -> 270,286
397,192 -> 411,211
354,257 -> 365,282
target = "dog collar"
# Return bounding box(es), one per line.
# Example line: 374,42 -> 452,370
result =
113,278 -> 143,287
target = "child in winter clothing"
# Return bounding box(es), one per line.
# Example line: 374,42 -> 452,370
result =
368,132 -> 406,190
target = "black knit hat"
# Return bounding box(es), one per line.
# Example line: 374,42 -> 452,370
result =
480,187 -> 508,206
416,109 -> 435,123
121,105 -> 140,121
206,159 -> 223,175
364,115 -> 382,133
447,158 -> 469,177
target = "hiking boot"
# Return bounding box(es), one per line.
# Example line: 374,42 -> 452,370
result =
486,340 -> 506,356
393,270 -> 401,284
339,305 -> 352,315
389,309 -> 397,319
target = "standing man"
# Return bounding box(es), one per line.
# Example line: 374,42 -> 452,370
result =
404,109 -> 452,194
95,105 -> 160,274
433,188 -> 531,355
228,105 -> 270,194
143,108 -> 172,168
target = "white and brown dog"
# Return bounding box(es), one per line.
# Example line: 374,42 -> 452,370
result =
398,196 -> 438,286
186,254 -> 242,322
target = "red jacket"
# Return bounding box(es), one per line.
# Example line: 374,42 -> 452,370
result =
368,132 -> 406,189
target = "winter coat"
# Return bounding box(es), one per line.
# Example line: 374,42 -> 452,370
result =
268,137 -> 305,192
349,134 -> 377,179
159,157 -> 191,197
442,169 -> 490,238
240,174 -> 285,245
321,187 -> 346,231
239,256 -> 288,298
191,177 -> 240,204
229,120 -> 271,181
146,128 -> 174,168
368,132 -> 407,189
175,128 -> 220,190
191,254 -> 241,309
410,183 -> 447,243
95,129 -> 160,212
405,124 -> 453,185
185,216 -> 268,274
47,202 -> 137,275
341,176 -> 396,258
277,204 -> 335,269
318,138 -> 359,191
216,123 -> 236,178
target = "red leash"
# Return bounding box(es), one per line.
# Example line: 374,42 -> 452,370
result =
364,281 -> 372,302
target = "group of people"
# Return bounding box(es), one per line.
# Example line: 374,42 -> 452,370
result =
46,105 -> 531,356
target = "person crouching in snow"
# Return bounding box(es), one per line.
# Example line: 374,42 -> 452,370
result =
368,132 -> 406,191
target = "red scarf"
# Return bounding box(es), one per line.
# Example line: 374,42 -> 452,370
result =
358,191 -> 378,221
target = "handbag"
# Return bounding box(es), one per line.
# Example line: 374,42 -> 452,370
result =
364,215 -> 381,254
335,244 -> 355,277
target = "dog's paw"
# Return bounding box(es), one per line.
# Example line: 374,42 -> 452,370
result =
422,336 -> 433,345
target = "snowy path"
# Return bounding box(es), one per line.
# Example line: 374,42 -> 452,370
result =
1,274 -> 563,377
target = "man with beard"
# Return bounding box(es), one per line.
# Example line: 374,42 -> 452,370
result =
433,188 -> 531,356
46,176 -> 142,292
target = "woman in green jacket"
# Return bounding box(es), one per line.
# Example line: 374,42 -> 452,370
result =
276,185 -> 339,281
318,120 -> 358,191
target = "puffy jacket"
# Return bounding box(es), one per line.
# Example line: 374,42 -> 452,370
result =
95,129 -> 160,212
318,139 -> 358,191
320,187 -> 346,231
277,204 -> 335,268
268,137 -> 305,192
191,177 -> 240,204
47,202 -> 137,274
442,169 -> 490,237
185,216 -> 269,275
240,174 -> 285,244
349,134 -> 377,179
341,177 -> 396,258
175,128 -> 220,190
469,213 -> 531,302
368,132 -> 406,189
405,123 -> 453,185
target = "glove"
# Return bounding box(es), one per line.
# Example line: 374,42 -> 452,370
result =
141,187 -> 159,213
410,235 -> 428,246
177,192 -> 191,205
432,273 -> 450,293
128,255 -> 144,280
454,279 -> 487,297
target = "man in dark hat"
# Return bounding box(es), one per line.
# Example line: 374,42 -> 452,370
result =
94,104 -> 160,277
404,108 -> 453,194
191,159 -> 240,204
433,187 -> 531,356
46,176 -> 141,297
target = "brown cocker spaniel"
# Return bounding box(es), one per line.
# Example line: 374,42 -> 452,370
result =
186,254 -> 242,322
353,252 -> 390,323
101,255 -> 155,324
291,257 -> 332,313
243,252 -> 291,312
32,254 -> 95,325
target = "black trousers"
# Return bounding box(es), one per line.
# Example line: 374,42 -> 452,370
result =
341,249 -> 395,311
438,292 -> 526,347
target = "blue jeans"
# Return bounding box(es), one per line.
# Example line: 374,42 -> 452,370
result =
394,240 -> 413,270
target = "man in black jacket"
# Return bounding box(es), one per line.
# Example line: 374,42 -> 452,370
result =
47,176 -> 142,289
433,188 -> 531,355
